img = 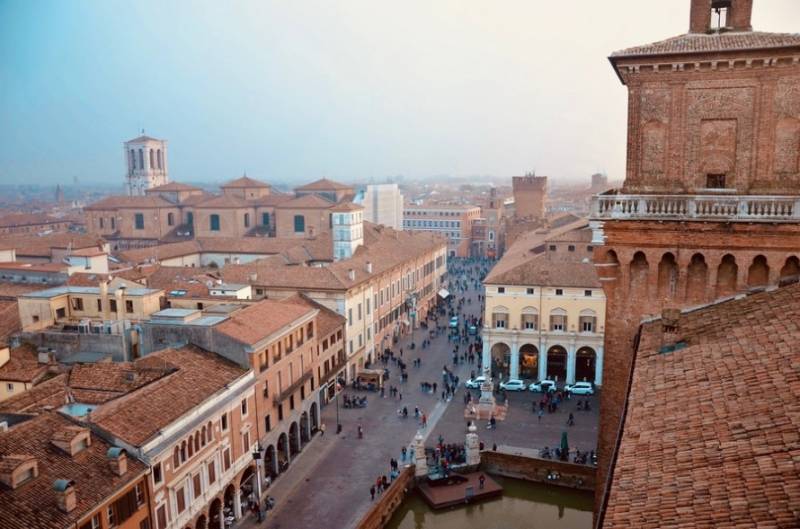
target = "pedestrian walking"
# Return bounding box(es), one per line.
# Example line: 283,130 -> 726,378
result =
479,474 -> 486,489
370,485 -> 375,500
320,422 -> 326,436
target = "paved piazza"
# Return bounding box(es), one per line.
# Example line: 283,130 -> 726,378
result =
238,261 -> 598,529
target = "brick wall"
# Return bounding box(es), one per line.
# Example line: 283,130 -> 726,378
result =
480,451 -> 596,492
354,466 -> 415,529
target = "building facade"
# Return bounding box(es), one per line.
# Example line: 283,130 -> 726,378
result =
403,204 -> 480,257
590,0 -> 800,515
482,226 -> 605,385
358,184 -> 404,230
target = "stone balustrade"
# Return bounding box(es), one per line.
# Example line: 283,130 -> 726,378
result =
592,193 -> 800,222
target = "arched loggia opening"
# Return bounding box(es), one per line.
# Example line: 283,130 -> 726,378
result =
546,346 -> 567,382
300,412 -> 310,446
575,347 -> 597,383
289,422 -> 300,456
685,253 -> 709,303
657,252 -> 678,300
747,255 -> 769,287
519,344 -> 539,379
629,251 -> 649,298
716,254 -> 738,297
490,342 -> 511,379
779,256 -> 799,282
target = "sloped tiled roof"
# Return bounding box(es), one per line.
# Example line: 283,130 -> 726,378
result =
0,344 -> 49,384
146,182 -> 202,192
84,195 -> 176,210
611,31 -> 800,59
290,294 -> 345,339
0,213 -> 65,228
0,412 -> 147,529
221,223 -> 445,291
194,194 -> 250,209
330,201 -> 363,212
0,300 -> 21,343
276,194 -> 334,209
0,233 -> 106,258
295,178 -> 352,191
221,176 -> 271,189
486,253 -> 599,288
127,134 -> 162,143
602,282 -> 800,528
90,345 -> 248,446
484,218 -> 589,284
215,297 -> 317,346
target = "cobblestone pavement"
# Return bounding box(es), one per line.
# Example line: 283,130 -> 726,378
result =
234,260 -> 598,529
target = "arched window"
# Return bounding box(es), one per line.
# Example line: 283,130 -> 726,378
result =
180,441 -> 187,463
173,447 -> 180,468
262,212 -> 270,227
210,214 -> 220,232
491,306 -> 509,329
149,149 -> 154,169
167,212 -> 174,226
294,215 -> 305,233
157,149 -> 163,169
244,213 -> 250,228
201,426 -> 206,446
138,149 -> 144,170
194,432 -> 200,452
129,149 -> 136,171
187,437 -> 194,457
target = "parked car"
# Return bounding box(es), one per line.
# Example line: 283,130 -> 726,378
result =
468,324 -> 477,335
529,379 -> 557,393
449,316 -> 459,328
565,381 -> 595,395
500,379 -> 526,392
464,376 -> 486,389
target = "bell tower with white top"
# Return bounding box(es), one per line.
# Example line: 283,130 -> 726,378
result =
124,132 -> 169,196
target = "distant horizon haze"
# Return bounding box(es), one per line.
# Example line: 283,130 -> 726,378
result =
1,0 -> 798,186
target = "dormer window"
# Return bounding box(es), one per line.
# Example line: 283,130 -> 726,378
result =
51,426 -> 92,456
0,455 -> 38,489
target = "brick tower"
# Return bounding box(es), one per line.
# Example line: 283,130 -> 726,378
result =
512,174 -> 547,219
591,0 -> 800,515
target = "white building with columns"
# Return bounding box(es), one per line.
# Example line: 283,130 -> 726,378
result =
125,133 -> 169,196
481,224 -> 604,386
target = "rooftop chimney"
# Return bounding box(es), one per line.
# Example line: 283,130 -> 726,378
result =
365,261 -> 373,273
53,479 -> 77,513
348,269 -> 355,281
107,447 -> 128,476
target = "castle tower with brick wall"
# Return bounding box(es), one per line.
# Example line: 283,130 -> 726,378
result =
591,0 -> 800,516
512,174 -> 547,219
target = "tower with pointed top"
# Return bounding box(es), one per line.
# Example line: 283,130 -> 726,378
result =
124,133 -> 169,196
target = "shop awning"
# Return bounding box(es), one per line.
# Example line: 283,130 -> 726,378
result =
438,288 -> 450,299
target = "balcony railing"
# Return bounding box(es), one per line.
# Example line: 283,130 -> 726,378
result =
591,193 -> 800,222
273,371 -> 313,405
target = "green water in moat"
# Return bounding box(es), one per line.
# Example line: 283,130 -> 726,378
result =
384,476 -> 593,529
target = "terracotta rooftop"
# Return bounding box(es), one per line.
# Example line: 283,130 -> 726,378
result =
0,233 -> 106,259
601,282 -> 800,528
84,195 -> 175,210
484,218 -> 589,284
145,182 -> 202,192
611,30 -> 800,59
0,213 -> 64,228
295,178 -> 352,191
90,346 -> 248,446
0,412 -> 147,529
221,176 -> 271,189
220,223 -> 445,291
289,294 -> 345,339
0,344 -> 49,384
329,201 -> 364,212
215,298 -> 317,346
276,194 -> 334,209
116,236 -> 333,265
0,300 -> 21,343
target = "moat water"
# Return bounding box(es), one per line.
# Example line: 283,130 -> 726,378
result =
385,476 -> 593,529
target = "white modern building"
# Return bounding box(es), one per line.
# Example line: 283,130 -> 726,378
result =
357,184 -> 403,230
125,133 -> 169,196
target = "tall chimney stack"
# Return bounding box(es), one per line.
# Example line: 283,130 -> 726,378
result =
53,479 -> 77,513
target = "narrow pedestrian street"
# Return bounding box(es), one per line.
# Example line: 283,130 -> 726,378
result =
236,258 -> 488,529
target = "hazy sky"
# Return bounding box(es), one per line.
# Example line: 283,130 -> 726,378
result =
1,1 -> 799,187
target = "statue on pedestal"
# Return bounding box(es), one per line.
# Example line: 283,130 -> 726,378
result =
413,431 -> 428,477
465,422 -> 480,466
